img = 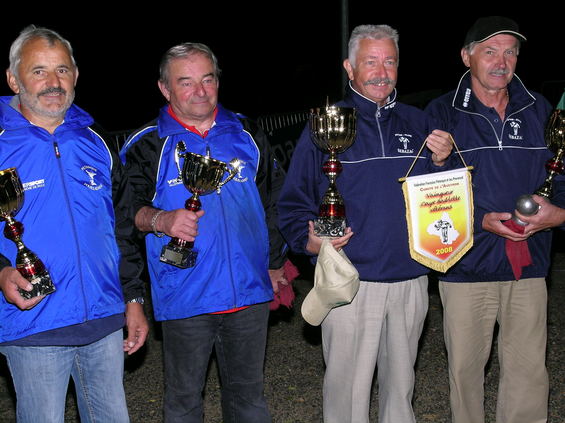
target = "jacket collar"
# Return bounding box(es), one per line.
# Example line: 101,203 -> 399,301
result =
0,95 -> 93,132
450,70 -> 536,114
344,81 -> 398,120
157,103 -> 242,138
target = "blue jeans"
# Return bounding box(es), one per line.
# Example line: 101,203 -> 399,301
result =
0,329 -> 129,423
162,302 -> 271,423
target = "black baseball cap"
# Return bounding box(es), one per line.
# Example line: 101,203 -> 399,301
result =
463,16 -> 527,47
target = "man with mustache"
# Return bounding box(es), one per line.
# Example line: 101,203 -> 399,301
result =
425,16 -> 564,423
278,24 -> 452,423
0,26 -> 147,422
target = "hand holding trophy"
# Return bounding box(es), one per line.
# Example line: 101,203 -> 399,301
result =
0,168 -> 55,299
513,107 -> 565,224
310,103 -> 356,237
160,142 -> 242,269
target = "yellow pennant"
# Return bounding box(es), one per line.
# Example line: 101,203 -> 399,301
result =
401,167 -> 474,272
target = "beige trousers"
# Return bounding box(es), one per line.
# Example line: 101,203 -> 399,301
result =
321,276 -> 428,423
439,278 -> 548,423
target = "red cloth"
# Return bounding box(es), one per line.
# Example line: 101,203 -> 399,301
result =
502,219 -> 533,280
269,260 -> 299,311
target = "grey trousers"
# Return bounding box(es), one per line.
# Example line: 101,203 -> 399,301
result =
321,276 -> 428,423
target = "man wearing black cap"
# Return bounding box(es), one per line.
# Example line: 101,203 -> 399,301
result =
426,16 -> 565,423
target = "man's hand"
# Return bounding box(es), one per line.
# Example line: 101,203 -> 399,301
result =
482,212 -> 529,242
268,266 -> 288,294
305,221 -> 354,255
0,267 -> 44,310
157,209 -> 205,242
425,129 -> 453,167
514,195 -> 565,236
123,302 -> 149,355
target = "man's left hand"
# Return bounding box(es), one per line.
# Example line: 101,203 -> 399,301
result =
425,129 -> 453,166
124,302 -> 149,355
514,195 -> 565,236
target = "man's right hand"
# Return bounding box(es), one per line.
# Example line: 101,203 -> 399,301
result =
305,220 -> 354,255
0,267 -> 44,310
482,212 -> 529,242
157,209 -> 205,242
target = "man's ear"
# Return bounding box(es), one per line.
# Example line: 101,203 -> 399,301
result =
6,70 -> 20,94
158,80 -> 171,102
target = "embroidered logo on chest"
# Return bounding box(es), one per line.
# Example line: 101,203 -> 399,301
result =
233,160 -> 248,183
81,165 -> 103,191
507,118 -> 524,141
395,133 -> 415,154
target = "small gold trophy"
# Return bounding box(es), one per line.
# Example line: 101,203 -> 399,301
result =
160,143 -> 241,268
513,107 -> 565,224
0,167 -> 55,299
310,103 -> 356,237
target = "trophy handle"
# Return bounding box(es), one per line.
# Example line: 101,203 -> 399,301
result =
216,159 -> 242,194
175,142 -> 187,181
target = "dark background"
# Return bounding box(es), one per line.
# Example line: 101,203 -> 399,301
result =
1,5 -> 563,132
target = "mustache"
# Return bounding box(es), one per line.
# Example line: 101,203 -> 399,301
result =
364,77 -> 395,86
38,87 -> 67,96
490,69 -> 510,76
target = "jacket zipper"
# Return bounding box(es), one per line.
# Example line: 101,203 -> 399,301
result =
375,107 -> 386,157
53,141 -> 88,320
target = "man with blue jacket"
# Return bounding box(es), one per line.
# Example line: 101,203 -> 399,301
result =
121,42 -> 286,423
0,26 -> 148,422
425,16 -> 565,423
278,24 -> 452,423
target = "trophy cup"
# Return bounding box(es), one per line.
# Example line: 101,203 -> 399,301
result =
513,107 -> 565,224
160,143 -> 242,268
310,103 -> 356,237
0,167 -> 55,299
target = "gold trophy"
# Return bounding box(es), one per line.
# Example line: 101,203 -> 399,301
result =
160,143 -> 242,268
0,167 -> 55,299
513,107 -> 565,224
310,103 -> 356,237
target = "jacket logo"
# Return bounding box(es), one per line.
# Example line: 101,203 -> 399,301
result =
22,179 -> 45,191
168,177 -> 182,187
81,165 -> 103,191
233,160 -> 248,183
396,133 -> 414,154
507,119 -> 523,140
463,88 -> 472,108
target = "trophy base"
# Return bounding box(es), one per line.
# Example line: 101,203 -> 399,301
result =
314,217 -> 346,238
160,244 -> 197,269
18,272 -> 56,299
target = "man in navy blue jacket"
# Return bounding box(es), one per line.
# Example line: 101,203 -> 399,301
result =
0,26 -> 147,422
278,24 -> 452,423
426,16 -> 565,423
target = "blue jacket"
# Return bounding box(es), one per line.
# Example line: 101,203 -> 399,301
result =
121,104 -> 285,321
425,71 -> 561,281
278,84 -> 445,282
0,96 -> 128,343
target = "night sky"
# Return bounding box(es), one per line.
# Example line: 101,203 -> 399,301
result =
1,6 -> 562,132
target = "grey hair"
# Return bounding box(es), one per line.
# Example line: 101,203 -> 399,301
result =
463,39 -> 521,55
348,24 -> 399,67
9,25 -> 76,77
159,42 -> 221,87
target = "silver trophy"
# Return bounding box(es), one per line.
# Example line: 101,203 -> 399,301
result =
310,103 -> 356,237
513,107 -> 565,224
0,167 -> 55,299
160,143 -> 241,268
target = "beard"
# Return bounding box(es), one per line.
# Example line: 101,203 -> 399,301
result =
18,84 -> 75,121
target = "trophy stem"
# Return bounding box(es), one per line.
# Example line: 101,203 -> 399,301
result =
160,193 -> 201,268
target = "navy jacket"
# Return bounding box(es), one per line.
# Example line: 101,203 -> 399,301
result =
278,84 -> 445,282
425,71 -> 561,281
